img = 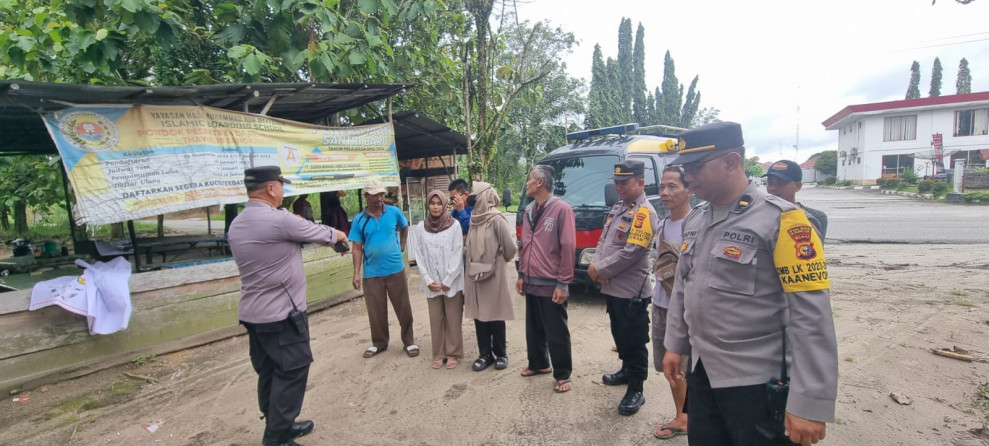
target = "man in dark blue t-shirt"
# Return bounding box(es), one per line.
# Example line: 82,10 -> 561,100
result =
350,179 -> 418,359
448,178 -> 472,236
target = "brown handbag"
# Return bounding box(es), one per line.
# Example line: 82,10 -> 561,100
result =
653,220 -> 680,294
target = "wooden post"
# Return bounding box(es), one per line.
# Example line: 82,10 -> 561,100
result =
127,220 -> 140,273
156,215 -> 164,238
59,163 -> 79,252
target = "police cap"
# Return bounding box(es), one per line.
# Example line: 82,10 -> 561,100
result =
244,165 -> 291,187
762,160 -> 802,182
670,121 -> 745,165
612,159 -> 645,179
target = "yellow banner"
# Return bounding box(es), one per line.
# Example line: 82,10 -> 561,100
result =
42,105 -> 398,225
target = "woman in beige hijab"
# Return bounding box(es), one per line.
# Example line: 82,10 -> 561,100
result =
464,182 -> 517,371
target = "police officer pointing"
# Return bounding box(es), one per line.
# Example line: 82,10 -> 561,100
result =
588,159 -> 659,416
662,122 -> 838,446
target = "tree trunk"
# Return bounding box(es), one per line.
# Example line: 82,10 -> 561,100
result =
0,207 -> 9,231
13,201 -> 28,233
466,0 -> 494,181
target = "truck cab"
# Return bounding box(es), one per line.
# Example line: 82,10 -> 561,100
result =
515,124 -> 683,285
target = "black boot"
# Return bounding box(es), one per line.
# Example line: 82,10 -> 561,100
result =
602,369 -> 630,386
289,420 -> 314,438
262,427 -> 303,446
617,381 -> 645,416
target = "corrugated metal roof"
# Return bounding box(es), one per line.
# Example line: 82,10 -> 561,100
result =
0,81 -> 415,155
367,111 -> 467,160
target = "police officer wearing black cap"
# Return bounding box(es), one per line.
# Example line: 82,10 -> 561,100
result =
587,159 -> 659,416
764,160 -> 829,239
228,165 -> 349,446
662,122 -> 838,446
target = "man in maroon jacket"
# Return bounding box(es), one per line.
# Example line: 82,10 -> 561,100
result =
516,164 -> 577,393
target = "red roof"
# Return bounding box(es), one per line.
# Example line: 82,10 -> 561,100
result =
800,155 -> 820,169
821,91 -> 989,129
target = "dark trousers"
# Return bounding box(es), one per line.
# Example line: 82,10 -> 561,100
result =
242,315 -> 313,431
363,269 -> 415,350
606,295 -> 650,382
474,320 -> 506,359
686,360 -> 798,446
525,293 -> 572,380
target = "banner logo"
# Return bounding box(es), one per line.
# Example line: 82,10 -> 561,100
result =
58,111 -> 119,152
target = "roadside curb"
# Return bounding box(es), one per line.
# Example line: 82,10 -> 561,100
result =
879,189 -> 936,200
817,185 -> 880,191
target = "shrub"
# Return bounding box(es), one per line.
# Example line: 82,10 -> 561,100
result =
884,178 -> 900,189
899,169 -> 919,185
963,191 -> 989,203
822,176 -> 837,185
932,181 -> 950,196
875,178 -> 886,188
917,179 -> 934,194
837,180 -> 853,187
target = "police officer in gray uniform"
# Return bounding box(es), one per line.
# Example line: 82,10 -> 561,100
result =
662,122 -> 838,446
588,159 -> 659,416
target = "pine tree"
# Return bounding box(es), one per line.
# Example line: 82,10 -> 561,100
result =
616,18 -> 633,123
606,57 -> 622,125
585,44 -> 609,128
659,51 -> 681,125
956,58 -> 972,94
929,57 -> 943,97
631,23 -> 647,124
654,87 -> 664,125
905,61 -> 921,99
681,75 -> 701,128
645,91 -> 656,126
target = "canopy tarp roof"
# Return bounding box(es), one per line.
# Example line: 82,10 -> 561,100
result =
0,81 -> 415,156
367,111 -> 467,161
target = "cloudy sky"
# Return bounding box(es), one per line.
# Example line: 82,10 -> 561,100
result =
514,0 -> 989,163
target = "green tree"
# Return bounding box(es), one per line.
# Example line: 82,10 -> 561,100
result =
680,75 -> 700,128
957,57 -> 972,94
814,150 -> 838,177
585,44 -> 608,128
606,57 -> 622,123
906,61 -> 921,99
744,156 -> 764,178
631,23 -> 647,124
658,51 -> 682,125
645,90 -> 656,126
616,18 -> 633,123
0,156 -> 65,233
929,57 -> 943,97
693,107 -> 721,127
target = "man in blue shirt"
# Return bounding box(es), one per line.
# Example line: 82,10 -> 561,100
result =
350,179 -> 418,359
448,178 -> 472,236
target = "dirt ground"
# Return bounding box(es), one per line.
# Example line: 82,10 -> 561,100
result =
2,242 -> 988,446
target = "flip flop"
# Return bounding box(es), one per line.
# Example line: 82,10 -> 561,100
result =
445,357 -> 459,369
520,367 -> 552,377
654,425 -> 687,439
554,379 -> 572,393
363,346 -> 385,358
404,344 -> 420,358
431,359 -> 445,369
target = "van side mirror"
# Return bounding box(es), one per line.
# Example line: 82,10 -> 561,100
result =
502,188 -> 512,209
604,183 -> 618,207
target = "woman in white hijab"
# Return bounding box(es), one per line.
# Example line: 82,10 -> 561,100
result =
463,182 -> 518,371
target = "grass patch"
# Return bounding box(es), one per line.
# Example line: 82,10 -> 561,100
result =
925,300 -> 939,305
975,383 -> 989,422
80,380 -> 139,411
36,396 -> 94,422
131,353 -> 157,366
844,357 -> 854,363
956,299 -> 977,307
950,290 -> 969,297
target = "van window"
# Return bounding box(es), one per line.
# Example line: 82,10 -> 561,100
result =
533,155 -> 621,208
628,155 -> 659,196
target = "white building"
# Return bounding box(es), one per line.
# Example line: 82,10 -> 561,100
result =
822,92 -> 989,184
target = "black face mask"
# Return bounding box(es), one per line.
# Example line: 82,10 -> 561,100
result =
466,194 -> 477,207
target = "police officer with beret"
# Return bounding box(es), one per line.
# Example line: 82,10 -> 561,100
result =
228,166 -> 349,446
662,122 -> 838,446
588,159 -> 659,416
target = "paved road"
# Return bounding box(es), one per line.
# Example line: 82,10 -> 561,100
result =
793,186 -> 987,244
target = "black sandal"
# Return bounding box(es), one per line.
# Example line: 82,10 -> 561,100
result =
494,356 -> 509,370
472,356 -> 493,371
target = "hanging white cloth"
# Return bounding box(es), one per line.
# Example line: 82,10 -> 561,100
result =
29,257 -> 133,335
